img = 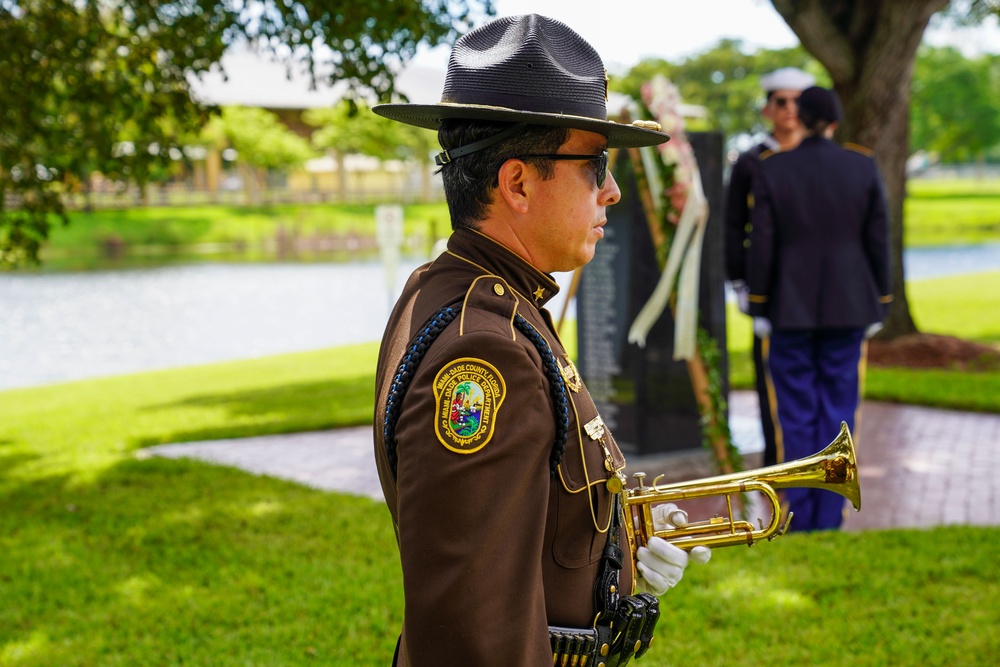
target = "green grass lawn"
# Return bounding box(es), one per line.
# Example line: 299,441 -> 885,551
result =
37,177 -> 999,260
727,270 -> 1000,412
905,178 -> 1000,247
42,202 -> 452,263
4,199 -> 999,665
1,347 -> 997,665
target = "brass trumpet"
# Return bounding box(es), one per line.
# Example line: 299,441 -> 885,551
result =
623,422 -> 861,563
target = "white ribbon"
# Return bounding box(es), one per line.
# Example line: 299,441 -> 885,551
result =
627,164 -> 709,360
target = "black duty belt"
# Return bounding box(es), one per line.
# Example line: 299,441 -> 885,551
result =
548,495 -> 660,666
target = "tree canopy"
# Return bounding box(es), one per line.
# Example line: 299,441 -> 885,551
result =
614,40 -> 825,145
618,1 -> 998,340
0,0 -> 493,267
911,46 -> 1000,162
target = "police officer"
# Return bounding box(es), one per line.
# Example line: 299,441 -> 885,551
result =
371,14 -> 709,667
747,86 -> 891,531
724,67 -> 815,468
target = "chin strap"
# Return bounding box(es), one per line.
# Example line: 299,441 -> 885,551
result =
434,123 -> 528,165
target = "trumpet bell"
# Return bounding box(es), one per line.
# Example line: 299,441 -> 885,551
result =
624,422 -> 861,555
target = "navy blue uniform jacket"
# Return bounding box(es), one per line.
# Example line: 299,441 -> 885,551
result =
724,139 -> 776,283
747,135 -> 892,330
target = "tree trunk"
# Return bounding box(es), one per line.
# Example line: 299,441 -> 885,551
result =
770,0 -> 949,338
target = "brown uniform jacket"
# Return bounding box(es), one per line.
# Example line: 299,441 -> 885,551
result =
373,229 -> 632,666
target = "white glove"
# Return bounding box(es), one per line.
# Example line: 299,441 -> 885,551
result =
753,316 -> 772,339
635,503 -> 711,596
731,280 -> 750,315
864,322 -> 884,339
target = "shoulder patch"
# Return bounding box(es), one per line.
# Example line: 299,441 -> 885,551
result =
844,142 -> 874,157
433,357 -> 506,454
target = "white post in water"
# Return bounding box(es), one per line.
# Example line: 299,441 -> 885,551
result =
375,204 -> 404,316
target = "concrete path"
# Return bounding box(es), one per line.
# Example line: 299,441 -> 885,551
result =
143,391 -> 1000,531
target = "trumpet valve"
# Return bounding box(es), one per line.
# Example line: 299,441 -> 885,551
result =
632,472 -> 647,491
773,511 -> 794,539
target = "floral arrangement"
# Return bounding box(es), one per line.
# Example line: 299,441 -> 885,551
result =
636,75 -> 745,482
641,76 -> 698,227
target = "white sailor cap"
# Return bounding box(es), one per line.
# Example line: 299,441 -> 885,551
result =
760,67 -> 816,92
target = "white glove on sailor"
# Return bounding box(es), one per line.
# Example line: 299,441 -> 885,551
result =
864,322 -> 884,340
731,280 -> 751,315
753,316 -> 772,339
635,503 -> 711,596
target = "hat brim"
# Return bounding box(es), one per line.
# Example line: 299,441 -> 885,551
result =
373,102 -> 670,148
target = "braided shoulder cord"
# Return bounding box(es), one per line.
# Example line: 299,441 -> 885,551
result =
513,314 -> 570,476
382,306 -> 570,479
383,304 -> 461,476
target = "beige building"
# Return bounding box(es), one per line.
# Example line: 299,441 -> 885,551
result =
185,44 -> 445,203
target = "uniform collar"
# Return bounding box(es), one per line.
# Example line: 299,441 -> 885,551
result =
444,228 -> 561,308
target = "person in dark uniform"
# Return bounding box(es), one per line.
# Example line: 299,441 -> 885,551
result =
724,67 -> 815,468
371,15 -> 710,667
747,86 -> 891,531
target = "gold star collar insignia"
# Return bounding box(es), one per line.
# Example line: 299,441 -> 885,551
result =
533,286 -> 545,301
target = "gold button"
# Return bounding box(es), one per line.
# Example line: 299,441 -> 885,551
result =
745,223 -> 752,232
743,240 -> 751,248
493,283 -> 505,296
634,640 -> 642,652
606,476 -> 623,494
600,644 -> 610,656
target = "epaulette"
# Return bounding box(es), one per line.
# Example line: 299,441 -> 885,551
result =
758,149 -> 775,161
460,275 -> 520,338
844,142 -> 874,157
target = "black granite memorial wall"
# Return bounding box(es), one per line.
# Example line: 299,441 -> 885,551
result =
577,132 -> 728,455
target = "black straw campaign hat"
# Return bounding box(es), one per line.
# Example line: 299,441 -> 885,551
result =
373,14 -> 669,149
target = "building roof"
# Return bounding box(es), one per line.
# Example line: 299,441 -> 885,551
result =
187,44 -> 446,109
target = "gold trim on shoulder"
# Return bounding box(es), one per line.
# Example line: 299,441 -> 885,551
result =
557,355 -> 582,393
844,142 -> 874,156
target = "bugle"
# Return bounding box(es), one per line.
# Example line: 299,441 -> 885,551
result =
623,421 -> 861,566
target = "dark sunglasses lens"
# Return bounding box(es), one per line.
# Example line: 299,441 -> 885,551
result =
775,97 -> 797,108
595,151 -> 608,188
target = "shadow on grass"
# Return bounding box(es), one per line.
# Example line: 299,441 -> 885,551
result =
0,456 -> 402,666
133,373 -> 375,447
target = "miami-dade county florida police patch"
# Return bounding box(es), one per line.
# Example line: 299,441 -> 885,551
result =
433,358 -> 506,454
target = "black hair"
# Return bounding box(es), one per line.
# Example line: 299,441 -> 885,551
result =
437,120 -> 571,230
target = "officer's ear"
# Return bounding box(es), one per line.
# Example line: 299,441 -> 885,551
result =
496,158 -> 531,214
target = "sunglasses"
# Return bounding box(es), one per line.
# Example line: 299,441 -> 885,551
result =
515,151 -> 609,188
772,96 -> 800,109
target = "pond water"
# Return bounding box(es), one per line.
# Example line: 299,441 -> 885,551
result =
0,257 -> 576,391
1,243 -> 997,392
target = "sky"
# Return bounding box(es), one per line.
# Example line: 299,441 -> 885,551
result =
409,0 -> 1000,73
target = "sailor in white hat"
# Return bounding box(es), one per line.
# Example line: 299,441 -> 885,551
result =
723,65 -> 815,470
760,66 -> 817,94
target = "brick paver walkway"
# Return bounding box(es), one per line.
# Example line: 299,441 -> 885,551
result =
143,391 -> 1000,531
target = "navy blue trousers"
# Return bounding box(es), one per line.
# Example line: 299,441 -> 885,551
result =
766,328 -> 865,531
